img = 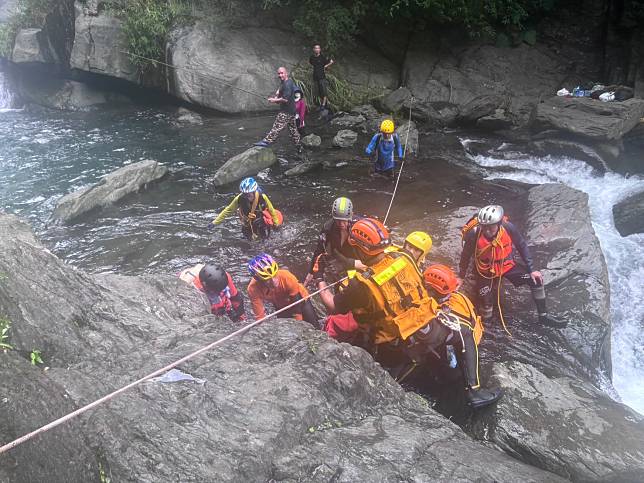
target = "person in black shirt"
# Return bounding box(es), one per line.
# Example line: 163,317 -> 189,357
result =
254,66 -> 302,152
309,44 -> 334,108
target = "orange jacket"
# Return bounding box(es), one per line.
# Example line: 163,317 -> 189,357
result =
247,269 -> 309,320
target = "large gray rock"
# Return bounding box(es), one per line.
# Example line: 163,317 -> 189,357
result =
613,189 -> 644,236
212,146 -> 277,186
525,184 -> 611,373
332,129 -> 358,148
175,107 -> 203,125
380,86 -> 412,113
329,113 -> 366,129
52,160 -> 168,222
18,78 -> 126,111
168,23 -> 303,113
0,213 -> 564,482
472,361 -> 644,482
395,120 -> 419,156
284,160 -> 322,177
11,28 -> 54,63
301,133 -> 321,148
534,97 -> 644,141
70,2 -> 138,82
404,43 -> 565,126
457,94 -> 506,123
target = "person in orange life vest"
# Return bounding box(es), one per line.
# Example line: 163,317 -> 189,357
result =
420,264 -> 502,409
246,253 -> 318,327
178,263 -> 245,322
318,217 -> 439,354
459,205 -> 566,328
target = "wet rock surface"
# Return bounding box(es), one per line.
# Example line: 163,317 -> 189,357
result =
0,214 -> 563,482
533,97 -> 644,142
472,361 -> 644,482
613,189 -> 644,236
212,146 -> 277,186
52,160 -> 168,222
332,129 -> 358,148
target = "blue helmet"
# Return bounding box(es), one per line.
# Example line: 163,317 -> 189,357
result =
239,177 -> 258,193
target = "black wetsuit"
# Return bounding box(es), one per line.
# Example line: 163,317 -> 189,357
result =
308,219 -> 360,283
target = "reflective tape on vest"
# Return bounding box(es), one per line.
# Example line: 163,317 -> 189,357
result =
372,257 -> 407,286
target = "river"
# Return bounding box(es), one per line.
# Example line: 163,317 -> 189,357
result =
0,70 -> 642,415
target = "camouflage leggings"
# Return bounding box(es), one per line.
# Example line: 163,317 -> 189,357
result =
265,112 -> 301,146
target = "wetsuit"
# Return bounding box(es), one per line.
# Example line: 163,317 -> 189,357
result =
307,219 -> 360,283
365,133 -> 402,177
247,269 -> 318,327
213,191 -> 280,240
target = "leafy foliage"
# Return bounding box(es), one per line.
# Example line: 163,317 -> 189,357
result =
0,0 -> 55,58
118,0 -> 193,72
263,0 -> 557,53
30,349 -> 43,365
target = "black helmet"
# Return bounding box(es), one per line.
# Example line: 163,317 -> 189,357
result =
199,264 -> 228,292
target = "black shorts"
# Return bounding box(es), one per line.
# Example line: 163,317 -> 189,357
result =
314,78 -> 328,98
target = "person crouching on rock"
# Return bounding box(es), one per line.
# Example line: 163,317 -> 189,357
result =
208,177 -> 282,241
179,263 -> 245,322
247,253 -> 318,327
419,264 -> 503,409
459,205 -> 566,329
254,66 -> 303,154
365,119 -> 402,179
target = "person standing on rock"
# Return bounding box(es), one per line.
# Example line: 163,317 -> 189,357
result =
208,177 -> 282,241
309,44 -> 334,111
459,205 -> 566,329
254,66 -> 302,153
247,253 -> 318,327
178,263 -> 246,322
365,119 -> 403,178
303,197 -> 366,287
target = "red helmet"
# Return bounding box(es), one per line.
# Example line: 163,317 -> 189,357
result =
348,218 -> 390,255
423,264 -> 459,295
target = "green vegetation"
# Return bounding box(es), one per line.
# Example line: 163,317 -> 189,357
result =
30,349 -> 43,365
0,0 -> 55,57
262,0 -> 557,53
292,62 -> 386,112
117,0 -> 194,72
0,316 -> 12,351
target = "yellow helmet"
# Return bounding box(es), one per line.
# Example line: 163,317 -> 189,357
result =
380,119 -> 395,134
404,231 -> 433,258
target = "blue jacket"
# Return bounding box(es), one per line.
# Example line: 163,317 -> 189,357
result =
365,133 -> 402,171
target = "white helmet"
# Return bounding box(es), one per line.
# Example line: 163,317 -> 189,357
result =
332,197 -> 353,221
477,205 -> 504,225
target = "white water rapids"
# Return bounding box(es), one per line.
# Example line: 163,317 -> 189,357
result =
463,140 -> 644,415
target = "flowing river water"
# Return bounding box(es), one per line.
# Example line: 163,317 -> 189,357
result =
0,70 -> 642,414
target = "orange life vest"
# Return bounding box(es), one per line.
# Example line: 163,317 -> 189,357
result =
353,252 -> 439,344
474,225 -> 515,277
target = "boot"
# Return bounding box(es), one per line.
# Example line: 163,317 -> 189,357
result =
539,313 -> 567,328
532,286 -> 567,328
466,386 -> 504,409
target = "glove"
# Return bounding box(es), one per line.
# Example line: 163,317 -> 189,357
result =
207,222 -> 215,230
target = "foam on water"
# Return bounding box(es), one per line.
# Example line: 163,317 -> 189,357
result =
465,145 -> 644,414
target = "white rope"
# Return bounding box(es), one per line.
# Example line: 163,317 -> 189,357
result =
383,97 -> 414,225
0,277 -> 347,455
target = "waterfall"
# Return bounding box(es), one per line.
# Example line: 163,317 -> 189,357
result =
0,69 -> 15,110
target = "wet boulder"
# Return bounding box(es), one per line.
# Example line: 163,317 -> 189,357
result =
17,77 -> 127,111
52,160 -> 168,222
525,183 -> 611,373
212,146 -> 277,186
379,86 -> 412,113
11,28 -> 55,64
329,113 -> 366,129
175,107 -> 203,125
284,160 -> 322,177
395,120 -> 419,156
332,129 -> 358,148
533,97 -> 644,142
456,94 -> 505,124
472,361 -> 644,482
0,213 -> 564,482
613,189 -> 644,236
301,133 -> 321,148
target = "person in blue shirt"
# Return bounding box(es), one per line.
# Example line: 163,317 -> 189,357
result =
365,119 -> 403,178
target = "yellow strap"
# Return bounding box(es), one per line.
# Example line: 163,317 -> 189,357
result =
372,257 -> 407,286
